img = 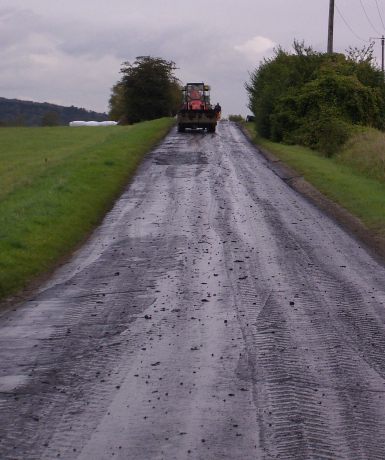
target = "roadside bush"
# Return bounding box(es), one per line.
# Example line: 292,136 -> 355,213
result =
246,41 -> 385,155
299,107 -> 351,156
229,114 -> 244,122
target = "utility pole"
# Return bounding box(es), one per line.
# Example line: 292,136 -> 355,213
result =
328,0 -> 335,53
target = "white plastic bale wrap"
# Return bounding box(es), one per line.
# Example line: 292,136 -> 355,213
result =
69,121 -> 118,127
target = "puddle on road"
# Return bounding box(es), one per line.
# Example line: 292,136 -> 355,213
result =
0,375 -> 28,393
154,151 -> 208,165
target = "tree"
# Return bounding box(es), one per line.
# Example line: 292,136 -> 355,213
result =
108,82 -> 126,122
109,56 -> 182,124
9,114 -> 27,127
346,41 -> 375,64
41,111 -> 59,126
228,114 -> 244,122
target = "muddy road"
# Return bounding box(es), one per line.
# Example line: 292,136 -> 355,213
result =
1,122 -> 385,459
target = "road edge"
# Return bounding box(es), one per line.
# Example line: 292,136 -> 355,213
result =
0,121 -> 177,314
237,123 -> 385,266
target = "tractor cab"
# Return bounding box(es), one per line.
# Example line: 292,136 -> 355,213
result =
182,83 -> 212,111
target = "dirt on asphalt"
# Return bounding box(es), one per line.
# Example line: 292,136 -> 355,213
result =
238,124 -> 385,264
1,121 -> 385,459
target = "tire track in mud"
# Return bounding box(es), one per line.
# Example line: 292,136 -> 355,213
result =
211,163 -> 346,459
211,124 -> 385,459
0,235 -> 183,460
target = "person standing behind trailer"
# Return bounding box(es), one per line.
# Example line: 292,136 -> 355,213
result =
214,103 -> 222,120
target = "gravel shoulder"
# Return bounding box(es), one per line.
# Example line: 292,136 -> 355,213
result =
1,122 -> 385,459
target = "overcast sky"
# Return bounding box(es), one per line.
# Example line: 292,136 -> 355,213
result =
1,0 -> 385,116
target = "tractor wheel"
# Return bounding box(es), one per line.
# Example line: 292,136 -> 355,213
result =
207,124 -> 216,133
178,124 -> 185,133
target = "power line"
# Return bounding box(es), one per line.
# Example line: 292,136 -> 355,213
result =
359,0 -> 381,34
335,2 -> 368,41
374,0 -> 385,31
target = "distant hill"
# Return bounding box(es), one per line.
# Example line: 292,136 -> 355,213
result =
0,97 -> 108,126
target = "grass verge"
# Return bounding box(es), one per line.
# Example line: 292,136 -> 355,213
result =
337,127 -> 385,183
0,118 -> 174,301
243,122 -> 385,240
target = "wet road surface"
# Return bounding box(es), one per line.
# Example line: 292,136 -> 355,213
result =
1,122 -> 385,459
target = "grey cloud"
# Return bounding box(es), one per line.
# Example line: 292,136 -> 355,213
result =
0,3 -> 290,114
1,0 -> 383,115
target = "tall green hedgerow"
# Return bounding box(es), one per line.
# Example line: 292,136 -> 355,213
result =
246,41 -> 385,155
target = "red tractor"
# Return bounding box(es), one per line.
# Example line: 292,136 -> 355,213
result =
177,83 -> 221,133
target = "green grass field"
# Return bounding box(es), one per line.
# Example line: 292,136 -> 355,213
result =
0,118 -> 174,301
244,123 -> 385,238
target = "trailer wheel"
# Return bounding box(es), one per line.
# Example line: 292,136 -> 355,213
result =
178,124 -> 185,133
